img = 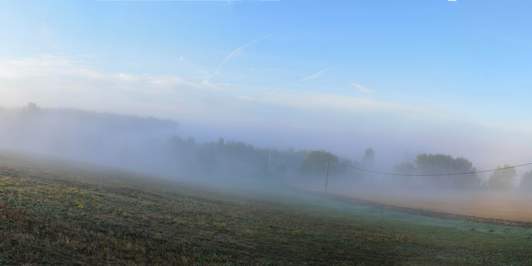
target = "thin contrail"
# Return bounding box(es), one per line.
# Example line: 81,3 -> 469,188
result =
300,68 -> 328,82
211,34 -> 272,79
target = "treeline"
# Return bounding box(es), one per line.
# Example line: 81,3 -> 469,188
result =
166,137 -> 369,181
3,104 -> 532,191
394,154 -> 532,191
393,154 -> 480,189
166,136 -> 532,192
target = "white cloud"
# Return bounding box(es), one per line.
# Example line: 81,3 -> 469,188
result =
0,55 -> 419,120
0,56 -> 234,119
2,55 -> 532,166
246,90 -> 424,115
351,82 -> 374,94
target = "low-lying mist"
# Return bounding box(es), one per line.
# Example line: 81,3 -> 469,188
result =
2,103 -> 532,222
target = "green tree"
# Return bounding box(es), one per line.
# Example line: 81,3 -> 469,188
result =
362,148 -> 375,168
395,162 -> 416,175
520,170 -> 532,190
412,154 -> 479,188
488,166 -> 516,190
300,150 -> 339,176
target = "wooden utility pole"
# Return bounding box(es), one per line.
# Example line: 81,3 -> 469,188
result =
324,159 -> 330,192
267,150 -> 272,174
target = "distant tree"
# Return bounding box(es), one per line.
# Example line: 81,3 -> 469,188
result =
21,102 -> 40,114
167,135 -> 352,181
393,161 -> 419,187
335,159 -> 356,176
300,150 -> 339,177
413,154 -> 479,188
488,166 -> 516,190
186,137 -> 196,144
520,170 -> 532,190
26,102 -> 39,112
362,148 -> 375,168
416,154 -> 474,174
394,162 -> 416,175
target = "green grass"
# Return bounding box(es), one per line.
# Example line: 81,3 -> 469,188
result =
1,153 -> 532,265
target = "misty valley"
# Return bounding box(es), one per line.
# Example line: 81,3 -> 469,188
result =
2,104 -> 532,265
3,1 -> 532,264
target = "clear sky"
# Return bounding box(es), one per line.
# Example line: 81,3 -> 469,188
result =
1,0 -> 531,165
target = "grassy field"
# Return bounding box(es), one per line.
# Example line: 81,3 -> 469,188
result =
1,154 -> 532,265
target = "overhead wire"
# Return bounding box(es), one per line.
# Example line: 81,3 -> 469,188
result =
348,162 -> 532,177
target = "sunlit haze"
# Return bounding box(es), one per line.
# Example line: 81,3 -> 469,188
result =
2,2 -> 532,264
2,1 -> 532,167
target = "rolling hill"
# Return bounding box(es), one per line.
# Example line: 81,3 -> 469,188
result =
1,153 -> 532,265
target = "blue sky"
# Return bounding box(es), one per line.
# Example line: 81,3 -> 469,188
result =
1,0 -> 532,164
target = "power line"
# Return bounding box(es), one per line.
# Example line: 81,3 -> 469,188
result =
349,162 -> 532,177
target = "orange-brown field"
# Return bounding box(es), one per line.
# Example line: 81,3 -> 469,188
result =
338,188 -> 532,224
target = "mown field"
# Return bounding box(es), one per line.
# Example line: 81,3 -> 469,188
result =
1,154 -> 532,265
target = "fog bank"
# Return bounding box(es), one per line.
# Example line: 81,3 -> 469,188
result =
3,104 -> 532,222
